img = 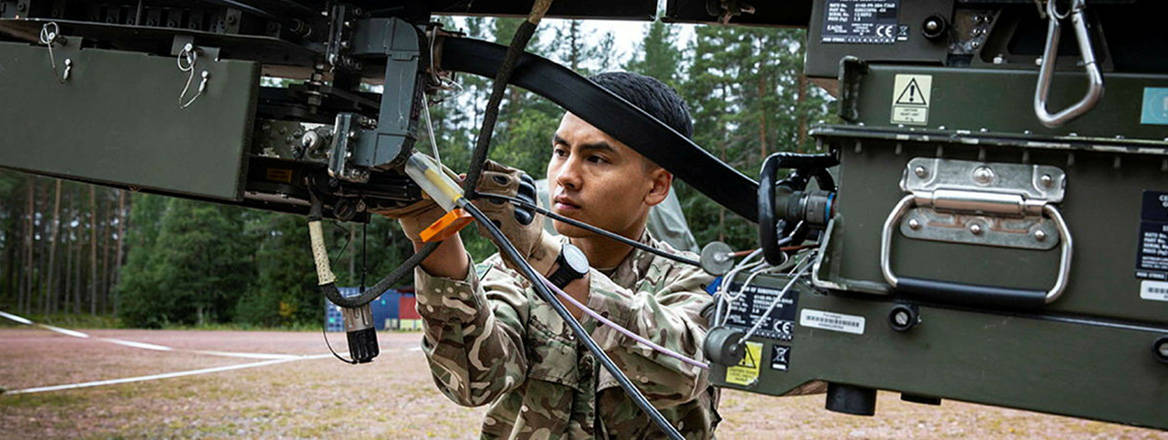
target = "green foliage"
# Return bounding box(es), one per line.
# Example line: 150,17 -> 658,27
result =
118,198 -> 255,327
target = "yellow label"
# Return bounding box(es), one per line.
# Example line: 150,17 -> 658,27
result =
265,168 -> 293,183
725,341 -> 763,386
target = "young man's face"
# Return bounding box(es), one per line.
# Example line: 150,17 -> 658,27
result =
546,112 -> 672,240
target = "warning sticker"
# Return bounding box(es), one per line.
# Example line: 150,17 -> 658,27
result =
725,341 -> 764,386
890,74 -> 932,126
799,309 -> 865,335
1137,191 -> 1168,281
771,345 -> 791,371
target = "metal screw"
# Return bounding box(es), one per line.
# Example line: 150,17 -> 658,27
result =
1035,57 -> 1043,66
348,130 -> 358,140
893,310 -> 911,327
969,224 -> 983,235
1035,230 -> 1047,241
925,20 -> 940,32
972,166 -> 994,185
1040,174 -> 1053,187
914,166 -> 928,178
971,40 -> 981,49
993,54 -> 1005,64
908,218 -> 921,230
1159,342 -> 1168,358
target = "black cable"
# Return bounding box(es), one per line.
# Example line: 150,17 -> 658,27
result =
475,193 -> 702,267
458,199 -> 685,440
360,221 -> 367,292
322,318 -> 358,365
461,6 -> 548,200
307,191 -> 440,308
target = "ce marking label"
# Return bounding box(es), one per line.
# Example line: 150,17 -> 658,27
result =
773,320 -> 795,340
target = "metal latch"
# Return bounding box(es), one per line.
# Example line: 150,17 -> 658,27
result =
880,158 -> 1074,307
898,158 -> 1065,250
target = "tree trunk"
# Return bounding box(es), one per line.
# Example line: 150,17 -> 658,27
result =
20,176 -> 34,314
113,190 -> 127,315
64,201 -> 73,314
101,194 -> 112,314
757,66 -> 769,158
43,180 -> 62,315
796,74 -> 808,151
89,186 -> 98,315
73,233 -> 81,314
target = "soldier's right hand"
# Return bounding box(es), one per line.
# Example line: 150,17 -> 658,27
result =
369,199 -> 444,243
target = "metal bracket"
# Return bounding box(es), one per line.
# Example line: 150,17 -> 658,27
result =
899,158 -> 1066,250
326,17 -> 424,183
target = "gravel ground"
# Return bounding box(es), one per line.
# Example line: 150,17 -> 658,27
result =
1,328 -> 1164,439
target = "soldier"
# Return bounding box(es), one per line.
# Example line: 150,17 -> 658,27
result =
380,72 -> 718,439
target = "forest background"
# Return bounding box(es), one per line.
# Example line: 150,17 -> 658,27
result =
0,15 -> 834,328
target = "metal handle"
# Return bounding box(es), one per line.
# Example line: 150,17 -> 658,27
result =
1033,0 -> 1103,128
880,195 -> 1073,308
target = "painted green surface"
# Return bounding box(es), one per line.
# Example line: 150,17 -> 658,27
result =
712,276 -> 1168,430
0,40 -> 259,200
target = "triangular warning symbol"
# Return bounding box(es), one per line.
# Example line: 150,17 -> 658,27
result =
737,346 -> 758,368
896,78 -> 928,106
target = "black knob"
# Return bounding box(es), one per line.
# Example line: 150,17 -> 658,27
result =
888,304 -> 920,332
921,15 -> 947,40
1153,335 -> 1168,364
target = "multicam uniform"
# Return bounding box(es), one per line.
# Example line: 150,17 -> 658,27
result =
414,231 -> 719,439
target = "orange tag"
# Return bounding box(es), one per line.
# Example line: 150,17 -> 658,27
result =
419,208 -> 473,242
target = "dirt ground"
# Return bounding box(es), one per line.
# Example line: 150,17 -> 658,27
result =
1,327 -> 1165,439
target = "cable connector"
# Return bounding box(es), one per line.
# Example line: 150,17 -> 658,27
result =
404,152 -> 473,242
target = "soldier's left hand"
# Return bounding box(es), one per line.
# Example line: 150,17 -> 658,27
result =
473,160 -> 560,275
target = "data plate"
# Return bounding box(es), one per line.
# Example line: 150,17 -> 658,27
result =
821,0 -> 903,44
723,281 -> 800,341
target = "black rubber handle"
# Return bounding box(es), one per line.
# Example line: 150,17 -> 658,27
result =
896,277 -> 1047,310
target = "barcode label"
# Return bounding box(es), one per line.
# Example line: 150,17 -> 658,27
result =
1140,280 -> 1168,302
799,309 -> 865,335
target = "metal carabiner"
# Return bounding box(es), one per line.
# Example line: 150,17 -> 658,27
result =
1033,0 -> 1103,128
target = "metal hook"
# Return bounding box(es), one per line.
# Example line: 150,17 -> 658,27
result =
177,43 -> 210,109
38,22 -> 71,84
1033,0 -> 1102,128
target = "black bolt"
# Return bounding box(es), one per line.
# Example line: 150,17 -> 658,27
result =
1154,336 -> 1168,364
921,15 -> 946,40
889,304 -> 920,332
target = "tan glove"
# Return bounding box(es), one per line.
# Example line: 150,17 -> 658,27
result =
370,199 -> 444,243
473,160 -> 560,275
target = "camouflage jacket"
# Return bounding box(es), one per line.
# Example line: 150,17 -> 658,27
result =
414,231 -> 719,439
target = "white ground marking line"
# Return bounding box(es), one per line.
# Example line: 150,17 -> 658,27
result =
101,338 -> 174,351
0,310 -> 311,360
37,324 -> 90,338
4,354 -> 334,395
0,310 -> 32,325
192,350 -> 299,360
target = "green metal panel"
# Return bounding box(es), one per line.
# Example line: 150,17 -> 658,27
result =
0,40 -> 258,200
711,276 -> 1168,430
846,65 -> 1168,141
814,66 -> 1168,323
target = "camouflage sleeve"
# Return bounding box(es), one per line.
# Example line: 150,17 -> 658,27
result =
414,254 -> 530,407
586,263 -> 713,408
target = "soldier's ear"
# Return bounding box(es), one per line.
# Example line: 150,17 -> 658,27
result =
643,166 -> 672,207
